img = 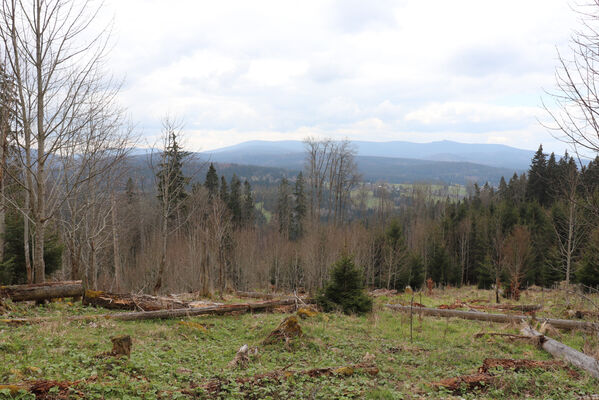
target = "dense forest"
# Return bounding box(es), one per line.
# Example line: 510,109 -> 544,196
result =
2,122 -> 598,298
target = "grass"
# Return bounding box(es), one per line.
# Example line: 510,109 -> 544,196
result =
0,288 -> 597,399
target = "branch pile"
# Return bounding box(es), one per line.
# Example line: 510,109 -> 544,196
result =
433,357 -> 576,393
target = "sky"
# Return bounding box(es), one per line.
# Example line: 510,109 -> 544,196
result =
101,0 -> 580,153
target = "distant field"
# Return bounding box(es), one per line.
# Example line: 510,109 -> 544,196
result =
352,183 -> 468,210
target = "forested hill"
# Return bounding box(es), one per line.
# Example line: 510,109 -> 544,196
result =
125,151 -> 519,186
205,139 -> 535,170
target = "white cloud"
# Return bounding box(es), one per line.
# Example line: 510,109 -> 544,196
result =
98,0 -> 581,153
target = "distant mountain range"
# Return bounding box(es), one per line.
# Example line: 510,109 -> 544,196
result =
197,140 -> 533,185
125,140 -> 532,186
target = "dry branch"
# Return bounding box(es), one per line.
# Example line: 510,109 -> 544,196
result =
433,357 -> 576,393
521,325 -> 599,379
0,281 -> 83,302
385,304 -> 599,331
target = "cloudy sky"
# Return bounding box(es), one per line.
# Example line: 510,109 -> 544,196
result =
101,0 -> 579,153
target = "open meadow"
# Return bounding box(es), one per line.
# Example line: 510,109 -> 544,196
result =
0,286 -> 598,399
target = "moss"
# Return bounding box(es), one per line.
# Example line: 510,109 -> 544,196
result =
84,289 -> 103,299
297,307 -> 318,319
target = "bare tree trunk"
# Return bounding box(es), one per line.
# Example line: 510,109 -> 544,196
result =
565,200 -> 574,284
31,0 -> 45,283
111,194 -> 121,292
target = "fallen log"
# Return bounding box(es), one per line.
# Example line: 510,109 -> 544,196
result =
82,290 -> 189,311
477,304 -> 542,312
0,281 -> 83,302
474,332 -> 531,340
385,304 -> 599,331
235,291 -> 278,300
521,325 -> 599,379
0,298 -> 312,325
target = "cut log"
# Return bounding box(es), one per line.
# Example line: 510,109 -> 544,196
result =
82,290 -> 189,311
0,281 -> 83,302
0,299 -> 311,325
385,304 -> 599,331
521,325 -> 599,379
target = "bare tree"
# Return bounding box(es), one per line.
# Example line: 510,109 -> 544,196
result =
0,0 -> 125,282
501,225 -> 532,301
543,1 -> 599,157
549,159 -> 588,284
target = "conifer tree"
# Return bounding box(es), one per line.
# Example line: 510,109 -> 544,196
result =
220,176 -> 229,204
277,178 -> 291,237
204,163 -> 219,200
526,145 -> 548,205
242,180 -> 255,227
498,176 -> 507,200
291,172 -> 307,240
156,131 -> 189,216
228,174 -> 242,227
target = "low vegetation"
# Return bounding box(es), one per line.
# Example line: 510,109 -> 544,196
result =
0,286 -> 598,399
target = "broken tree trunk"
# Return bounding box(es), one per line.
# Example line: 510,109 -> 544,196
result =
521,325 -> 599,379
385,304 -> 599,331
82,290 -> 189,311
1,299 -> 310,325
0,281 -> 83,302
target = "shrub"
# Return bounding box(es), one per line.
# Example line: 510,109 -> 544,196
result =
317,255 -> 372,314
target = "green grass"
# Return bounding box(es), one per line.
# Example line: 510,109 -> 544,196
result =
0,289 -> 597,399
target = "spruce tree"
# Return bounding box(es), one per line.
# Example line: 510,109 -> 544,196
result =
204,163 -> 219,200
526,144 -> 548,205
291,172 -> 307,240
242,180 -> 255,227
228,174 -> 242,227
578,227 -> 599,287
277,178 -> 291,237
156,131 -> 189,215
546,152 -> 558,204
220,176 -> 228,204
498,176 -> 507,200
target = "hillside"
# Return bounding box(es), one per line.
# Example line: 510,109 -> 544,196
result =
205,139 -> 534,170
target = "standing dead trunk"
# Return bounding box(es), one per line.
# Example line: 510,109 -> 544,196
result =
32,0 -> 46,284
111,194 -> 121,292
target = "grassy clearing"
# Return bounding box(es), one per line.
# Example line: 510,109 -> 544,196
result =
0,288 -> 597,399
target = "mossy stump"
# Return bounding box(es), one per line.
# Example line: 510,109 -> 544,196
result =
263,316 -> 302,345
111,335 -> 132,357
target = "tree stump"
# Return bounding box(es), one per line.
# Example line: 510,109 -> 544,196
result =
111,335 -> 132,357
263,316 -> 302,345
